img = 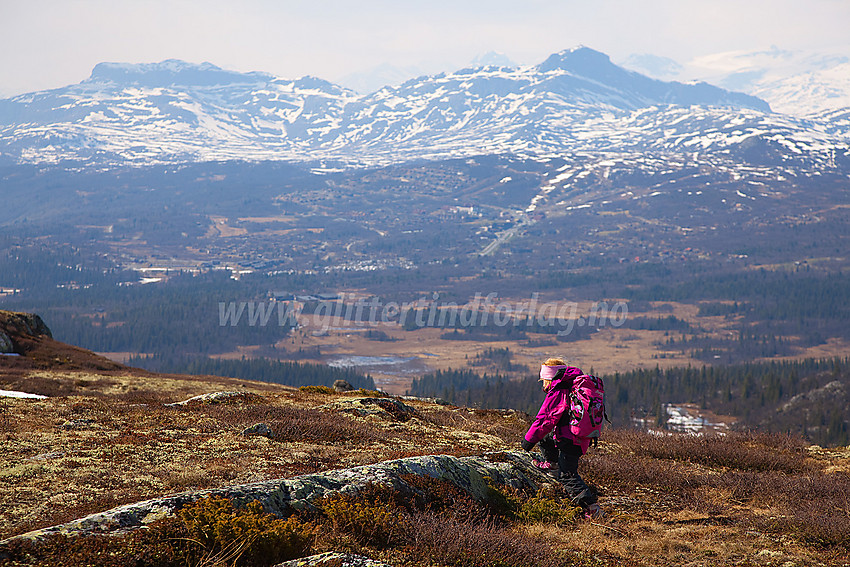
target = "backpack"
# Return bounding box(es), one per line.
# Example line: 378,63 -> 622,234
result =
567,374 -> 608,445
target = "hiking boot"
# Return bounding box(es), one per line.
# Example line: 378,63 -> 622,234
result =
531,458 -> 560,478
582,503 -> 605,520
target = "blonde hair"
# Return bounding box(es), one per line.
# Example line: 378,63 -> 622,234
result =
543,357 -> 566,366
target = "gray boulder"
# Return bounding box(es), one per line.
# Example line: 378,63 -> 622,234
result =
0,311 -> 52,339
18,313 -> 52,338
0,331 -> 13,354
242,423 -> 274,439
1,451 -> 551,544
325,397 -> 419,422
164,391 -> 249,406
333,379 -> 355,392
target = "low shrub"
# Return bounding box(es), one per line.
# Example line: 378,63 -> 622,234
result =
481,477 -> 524,521
2,495 -> 314,567
299,385 -> 334,394
197,402 -> 385,444
350,388 -> 389,397
518,488 -> 581,526
420,408 -> 528,443
270,407 -> 384,444
0,517 -> 185,567
179,496 -> 314,567
317,484 -> 406,548
585,451 -> 704,497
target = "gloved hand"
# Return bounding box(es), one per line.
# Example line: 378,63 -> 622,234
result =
521,438 -> 535,451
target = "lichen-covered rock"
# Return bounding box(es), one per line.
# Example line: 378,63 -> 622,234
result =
18,313 -> 52,338
164,391 -> 253,406
275,551 -> 394,567
0,330 -> 13,354
325,396 -> 419,422
242,422 -> 274,438
0,451 -> 551,544
401,395 -> 449,406
0,311 -> 52,340
60,419 -> 98,430
333,379 -> 355,392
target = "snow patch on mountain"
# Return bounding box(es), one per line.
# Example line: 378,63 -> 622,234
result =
0,47 -> 846,169
664,46 -> 850,116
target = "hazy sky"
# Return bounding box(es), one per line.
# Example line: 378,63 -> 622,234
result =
2,0 -> 849,97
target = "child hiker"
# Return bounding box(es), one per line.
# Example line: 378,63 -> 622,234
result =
521,357 -> 603,519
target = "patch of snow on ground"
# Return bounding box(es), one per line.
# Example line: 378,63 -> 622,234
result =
0,389 -> 48,399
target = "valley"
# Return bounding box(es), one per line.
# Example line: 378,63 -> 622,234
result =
2,5 -> 850,563
1,312 -> 849,566
1,44 -> 849,449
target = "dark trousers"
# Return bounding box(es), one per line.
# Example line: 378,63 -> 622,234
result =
538,433 -> 597,507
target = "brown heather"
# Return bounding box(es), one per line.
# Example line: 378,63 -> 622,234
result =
1,362 -> 850,566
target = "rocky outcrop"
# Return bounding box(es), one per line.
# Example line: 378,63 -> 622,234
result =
0,330 -> 13,354
164,391 -> 255,406
0,311 -> 52,355
780,380 -> 845,412
324,396 -> 419,422
0,310 -> 122,371
1,451 -> 550,544
242,422 -> 274,438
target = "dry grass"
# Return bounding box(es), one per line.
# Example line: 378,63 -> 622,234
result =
582,429 -> 850,564
0,371 -> 521,541
2,365 -> 850,566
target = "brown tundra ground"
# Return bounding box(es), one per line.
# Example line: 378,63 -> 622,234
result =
2,361 -> 849,567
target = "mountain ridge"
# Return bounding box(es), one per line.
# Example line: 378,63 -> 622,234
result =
6,46 -> 835,169
86,59 -> 277,87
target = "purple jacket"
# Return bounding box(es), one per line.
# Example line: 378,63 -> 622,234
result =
523,365 -> 592,455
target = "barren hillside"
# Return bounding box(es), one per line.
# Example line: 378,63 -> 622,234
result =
1,311 -> 848,567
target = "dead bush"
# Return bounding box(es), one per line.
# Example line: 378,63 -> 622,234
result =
607,429 -> 812,474
404,512 -> 562,567
270,407 -> 384,444
398,473 -> 493,523
421,407 -> 528,443
723,469 -> 850,548
185,402 -> 386,444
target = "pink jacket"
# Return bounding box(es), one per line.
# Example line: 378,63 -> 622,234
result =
523,365 -> 592,454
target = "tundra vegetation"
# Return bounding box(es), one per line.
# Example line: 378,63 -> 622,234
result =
1,363 -> 848,566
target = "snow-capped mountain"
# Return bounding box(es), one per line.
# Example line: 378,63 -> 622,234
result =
470,51 -> 517,69
623,46 -> 850,116
0,47 -> 847,168
337,62 -> 435,95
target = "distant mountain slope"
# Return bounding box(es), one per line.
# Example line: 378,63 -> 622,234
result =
624,47 -> 850,116
690,48 -> 850,116
6,47 -> 844,169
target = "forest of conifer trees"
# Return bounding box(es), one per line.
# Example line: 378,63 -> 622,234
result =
408,357 -> 850,447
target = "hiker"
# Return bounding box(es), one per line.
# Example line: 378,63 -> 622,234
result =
521,357 -> 603,519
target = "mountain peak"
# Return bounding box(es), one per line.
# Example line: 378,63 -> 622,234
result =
537,46 -> 613,74
87,59 -> 272,87
470,51 -> 517,69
